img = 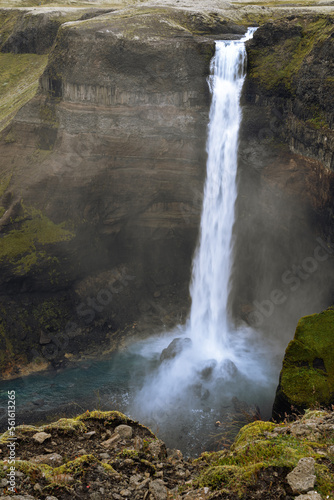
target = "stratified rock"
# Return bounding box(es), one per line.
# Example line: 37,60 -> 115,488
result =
245,15 -> 334,170
272,308 -> 334,420
0,6 -> 222,377
160,337 -> 192,362
286,457 -> 316,494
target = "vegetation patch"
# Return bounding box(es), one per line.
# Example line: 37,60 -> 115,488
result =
0,53 -> 48,131
0,205 -> 74,275
279,308 -> 334,408
247,16 -> 334,95
195,412 -> 334,497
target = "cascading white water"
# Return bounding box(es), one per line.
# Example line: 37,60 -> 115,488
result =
131,28 -> 276,454
189,29 -> 256,359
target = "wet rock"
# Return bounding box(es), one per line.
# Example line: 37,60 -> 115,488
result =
198,359 -> 217,380
160,337 -> 192,362
32,432 -> 51,444
287,457 -> 316,494
115,425 -> 133,439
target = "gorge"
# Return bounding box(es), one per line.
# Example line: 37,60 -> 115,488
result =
0,0 -> 334,461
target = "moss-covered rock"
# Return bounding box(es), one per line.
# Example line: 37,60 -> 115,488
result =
244,14 -> 334,170
272,308 -> 334,420
195,409 -> 334,498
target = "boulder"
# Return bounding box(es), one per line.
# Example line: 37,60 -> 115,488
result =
114,425 -> 133,439
286,457 -> 316,494
272,308 -> 334,420
160,337 -> 192,362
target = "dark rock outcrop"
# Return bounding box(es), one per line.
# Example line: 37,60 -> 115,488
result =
245,15 -> 334,170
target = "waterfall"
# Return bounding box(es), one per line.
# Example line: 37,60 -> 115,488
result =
131,28 -> 276,454
189,28 -> 257,359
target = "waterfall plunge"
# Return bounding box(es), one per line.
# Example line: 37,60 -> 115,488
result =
189,30 -> 256,359
131,29 -> 276,451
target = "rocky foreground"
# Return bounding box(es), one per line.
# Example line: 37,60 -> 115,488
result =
0,409 -> 334,499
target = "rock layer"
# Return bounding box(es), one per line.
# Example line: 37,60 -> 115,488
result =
0,7 -> 246,377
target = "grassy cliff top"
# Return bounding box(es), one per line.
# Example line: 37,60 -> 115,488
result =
1,0 -> 334,17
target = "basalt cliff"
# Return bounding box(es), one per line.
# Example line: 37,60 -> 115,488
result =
0,4 -> 333,379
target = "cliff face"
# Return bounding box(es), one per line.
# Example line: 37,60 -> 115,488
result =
230,15 -> 334,347
1,8 -> 334,379
245,15 -> 334,170
0,7 -> 247,377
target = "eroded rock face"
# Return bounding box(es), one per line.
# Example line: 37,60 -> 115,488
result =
0,7 -> 247,377
245,15 -> 334,170
230,14 -> 334,345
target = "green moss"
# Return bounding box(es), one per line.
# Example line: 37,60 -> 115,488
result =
233,420 -> 276,447
43,417 -> 87,434
0,206 -> 74,275
248,17 -> 334,94
195,415 -> 329,497
77,409 -> 130,424
0,53 -> 48,131
118,448 -> 139,459
53,454 -> 95,476
306,108 -> 329,130
280,308 -> 334,407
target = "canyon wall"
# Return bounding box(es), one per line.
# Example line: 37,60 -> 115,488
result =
0,7 -> 246,377
0,7 -> 333,378
231,15 -> 334,357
